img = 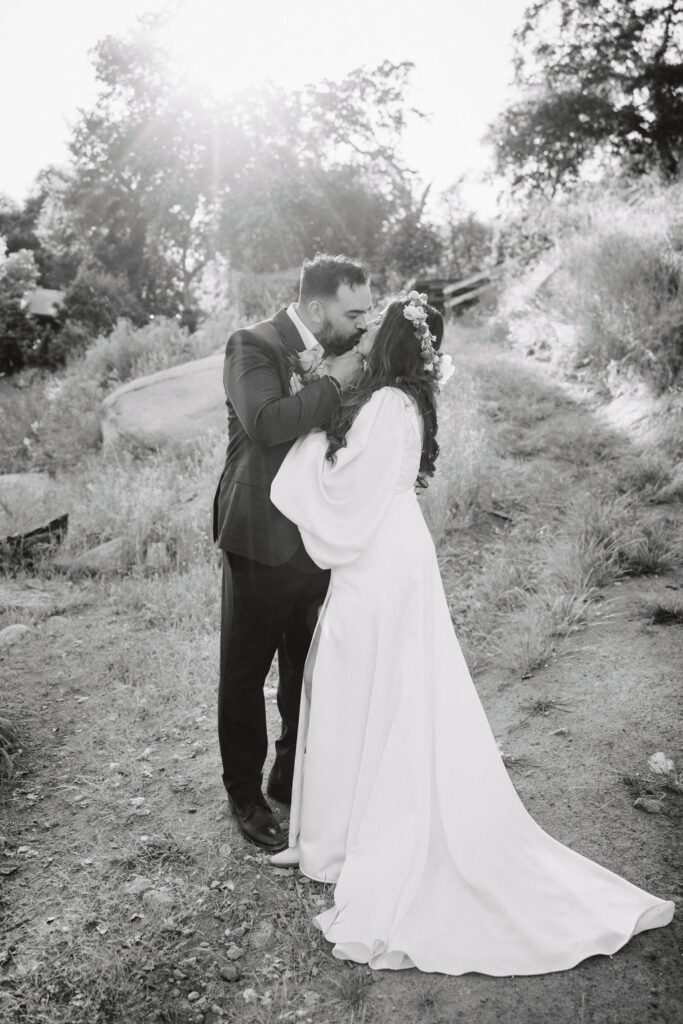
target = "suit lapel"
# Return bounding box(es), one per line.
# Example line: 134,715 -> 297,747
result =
272,307 -> 305,356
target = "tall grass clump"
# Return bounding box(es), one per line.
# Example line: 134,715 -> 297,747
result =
56,432 -> 222,569
422,334 -> 495,543
0,715 -> 20,779
80,311 -> 235,389
553,230 -> 683,392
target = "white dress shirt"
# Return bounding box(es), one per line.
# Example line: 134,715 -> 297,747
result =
286,303 -> 320,351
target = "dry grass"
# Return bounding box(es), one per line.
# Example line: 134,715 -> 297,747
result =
421,349 -> 494,542
41,432 -> 222,580
614,453 -> 679,503
646,601 -> 683,625
433,343 -> 681,679
0,714 -> 20,780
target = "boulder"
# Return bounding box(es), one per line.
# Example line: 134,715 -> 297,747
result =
0,473 -> 68,548
102,352 -> 225,448
53,537 -> 131,575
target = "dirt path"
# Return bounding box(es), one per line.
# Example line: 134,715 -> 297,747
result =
1,340 -> 681,1024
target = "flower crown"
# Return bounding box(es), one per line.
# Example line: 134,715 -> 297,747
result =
399,290 -> 454,388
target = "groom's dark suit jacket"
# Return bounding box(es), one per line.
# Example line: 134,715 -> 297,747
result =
212,307 -> 341,566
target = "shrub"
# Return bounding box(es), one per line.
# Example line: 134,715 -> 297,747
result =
0,298 -> 41,373
79,311 -> 235,390
553,232 -> 683,392
37,321 -> 92,369
63,267 -> 146,335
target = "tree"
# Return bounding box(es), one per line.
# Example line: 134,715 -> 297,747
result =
0,197 -> 41,255
66,26 -> 231,321
62,265 -> 146,336
0,246 -> 41,374
64,18 -> 432,316
0,169 -> 83,289
489,0 -> 683,194
378,199 -> 444,281
439,183 -> 494,278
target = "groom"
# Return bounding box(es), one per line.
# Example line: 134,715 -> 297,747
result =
213,253 -> 372,851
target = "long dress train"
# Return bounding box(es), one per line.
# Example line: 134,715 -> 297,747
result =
270,386 -> 674,976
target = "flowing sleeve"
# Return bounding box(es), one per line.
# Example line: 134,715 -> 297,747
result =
270,387 -> 412,569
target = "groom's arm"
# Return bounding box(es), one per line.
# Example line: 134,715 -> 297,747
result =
225,330 -> 341,447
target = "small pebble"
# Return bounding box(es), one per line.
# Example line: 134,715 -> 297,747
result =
0,623 -> 31,649
187,991 -> 200,1001
220,963 -> 240,983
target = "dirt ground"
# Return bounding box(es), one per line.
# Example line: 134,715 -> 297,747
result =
1,344 -> 681,1024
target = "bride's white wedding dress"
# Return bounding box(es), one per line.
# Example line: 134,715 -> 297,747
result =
270,386 -> 674,975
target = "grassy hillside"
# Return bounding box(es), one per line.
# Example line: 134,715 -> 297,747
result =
495,178 -> 683,397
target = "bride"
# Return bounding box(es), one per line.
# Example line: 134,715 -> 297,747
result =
268,291 -> 674,976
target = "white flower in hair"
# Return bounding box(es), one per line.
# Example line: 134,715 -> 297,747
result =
438,353 -> 455,386
399,288 -> 455,389
404,305 -> 426,323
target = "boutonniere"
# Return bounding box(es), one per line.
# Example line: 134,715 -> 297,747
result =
288,343 -> 325,395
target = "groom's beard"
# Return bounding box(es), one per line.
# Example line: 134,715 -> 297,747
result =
318,319 -> 365,357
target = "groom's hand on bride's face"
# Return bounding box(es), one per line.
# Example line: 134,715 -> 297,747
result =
321,349 -> 364,388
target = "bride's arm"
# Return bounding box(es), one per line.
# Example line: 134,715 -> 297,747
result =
271,388 -> 411,567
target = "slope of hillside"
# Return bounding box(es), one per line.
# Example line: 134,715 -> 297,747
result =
1,324 -> 680,1024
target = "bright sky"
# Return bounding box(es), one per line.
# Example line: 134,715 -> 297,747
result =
0,0 -> 529,218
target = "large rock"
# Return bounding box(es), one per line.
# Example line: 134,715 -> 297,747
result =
52,537 -> 131,575
0,473 -> 68,547
102,352 -> 225,448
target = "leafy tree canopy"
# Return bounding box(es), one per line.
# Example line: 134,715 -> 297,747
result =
62,18 -> 434,318
489,0 -> 683,194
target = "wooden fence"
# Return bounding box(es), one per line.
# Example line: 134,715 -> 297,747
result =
405,271 -> 496,314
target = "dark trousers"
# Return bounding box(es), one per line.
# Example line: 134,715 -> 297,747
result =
218,550 -> 330,800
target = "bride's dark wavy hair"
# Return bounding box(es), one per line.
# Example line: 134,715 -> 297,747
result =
325,298 -> 445,489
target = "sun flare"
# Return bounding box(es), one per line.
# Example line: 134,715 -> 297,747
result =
161,0 -> 311,98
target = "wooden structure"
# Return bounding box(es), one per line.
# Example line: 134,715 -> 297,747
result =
406,271 -> 495,314
23,288 -> 65,322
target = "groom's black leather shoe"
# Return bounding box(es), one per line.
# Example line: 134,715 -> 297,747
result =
228,791 -> 287,852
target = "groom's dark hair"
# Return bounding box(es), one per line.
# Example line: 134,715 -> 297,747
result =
299,252 -> 369,303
